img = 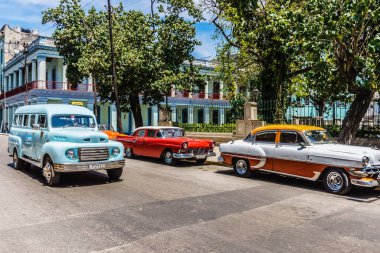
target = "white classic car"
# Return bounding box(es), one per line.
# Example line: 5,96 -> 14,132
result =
219,125 -> 380,195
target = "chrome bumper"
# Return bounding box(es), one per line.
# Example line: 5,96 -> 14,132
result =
54,160 -> 125,172
173,152 -> 216,159
351,178 -> 379,188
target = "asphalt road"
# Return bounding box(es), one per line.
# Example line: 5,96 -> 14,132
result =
1,134 -> 380,253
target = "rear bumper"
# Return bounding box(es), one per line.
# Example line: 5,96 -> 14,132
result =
54,160 -> 125,172
173,152 -> 216,159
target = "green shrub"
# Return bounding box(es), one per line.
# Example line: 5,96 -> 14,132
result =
176,123 -> 236,133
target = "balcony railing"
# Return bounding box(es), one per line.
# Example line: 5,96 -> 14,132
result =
172,90 -> 224,100
0,80 -> 93,100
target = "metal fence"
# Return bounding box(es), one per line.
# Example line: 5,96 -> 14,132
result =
258,99 -> 380,137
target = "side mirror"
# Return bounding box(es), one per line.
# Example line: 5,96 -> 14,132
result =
32,124 -> 40,131
299,142 -> 306,148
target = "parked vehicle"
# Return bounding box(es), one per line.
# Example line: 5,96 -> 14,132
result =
219,124 -> 380,195
8,104 -> 125,186
117,126 -> 216,165
99,124 -> 129,140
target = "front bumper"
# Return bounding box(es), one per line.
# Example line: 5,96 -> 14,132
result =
173,152 -> 216,160
351,178 -> 379,188
54,160 -> 125,172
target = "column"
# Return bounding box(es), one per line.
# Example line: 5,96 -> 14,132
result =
31,60 -> 37,81
170,106 -> 177,122
204,107 -> 210,123
13,72 -> 17,89
218,108 -> 225,124
87,103 -> 94,113
171,85 -> 176,97
110,104 -> 117,131
219,80 -> 224,100
37,56 -> 46,88
87,75 -> 93,92
18,68 -> 23,86
152,105 -> 158,126
188,106 -> 194,124
205,79 -> 210,99
62,64 -> 67,89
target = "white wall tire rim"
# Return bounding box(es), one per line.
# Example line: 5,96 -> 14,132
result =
165,152 -> 173,164
236,160 -> 248,175
327,172 -> 343,191
126,148 -> 132,157
43,162 -> 53,183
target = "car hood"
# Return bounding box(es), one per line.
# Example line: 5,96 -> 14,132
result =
49,128 -> 109,143
309,143 -> 380,166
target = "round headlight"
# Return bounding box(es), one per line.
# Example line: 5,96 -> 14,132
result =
362,156 -> 370,167
210,142 -> 215,148
112,147 -> 120,157
182,142 -> 188,150
66,149 -> 75,159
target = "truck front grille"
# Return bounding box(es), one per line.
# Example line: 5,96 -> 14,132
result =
79,147 -> 109,162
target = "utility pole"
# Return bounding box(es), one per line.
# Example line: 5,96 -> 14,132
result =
107,0 -> 123,132
22,42 -> 29,105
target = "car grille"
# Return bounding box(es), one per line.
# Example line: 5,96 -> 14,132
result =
188,148 -> 209,155
79,147 -> 109,162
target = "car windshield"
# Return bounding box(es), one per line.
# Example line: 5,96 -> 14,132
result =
304,130 -> 336,144
51,115 -> 96,128
157,128 -> 185,138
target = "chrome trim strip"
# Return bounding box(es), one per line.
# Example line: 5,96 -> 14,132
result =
259,169 -> 321,181
173,152 -> 216,159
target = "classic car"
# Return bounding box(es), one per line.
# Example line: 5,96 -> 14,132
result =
116,126 -> 216,165
219,124 -> 380,195
8,104 -> 125,186
99,124 -> 129,140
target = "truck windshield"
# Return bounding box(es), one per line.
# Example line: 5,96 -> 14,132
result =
51,115 -> 96,128
304,130 -> 336,144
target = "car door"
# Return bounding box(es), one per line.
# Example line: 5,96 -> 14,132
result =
143,129 -> 161,157
26,114 -> 38,159
33,114 -> 48,161
21,114 -> 34,158
132,129 -> 146,155
272,131 -> 308,177
252,131 -> 277,170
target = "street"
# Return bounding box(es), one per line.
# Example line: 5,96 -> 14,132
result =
1,134 -> 380,253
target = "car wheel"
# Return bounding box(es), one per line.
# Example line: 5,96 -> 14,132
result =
42,156 -> 61,186
323,168 -> 352,195
163,150 -> 177,166
107,168 -> 123,181
196,158 -> 207,165
233,158 -> 252,178
13,150 -> 24,170
125,147 -> 134,159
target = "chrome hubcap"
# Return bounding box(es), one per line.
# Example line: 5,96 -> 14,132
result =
165,152 -> 173,164
236,160 -> 247,174
327,172 -> 343,191
43,162 -> 53,183
126,148 -> 132,157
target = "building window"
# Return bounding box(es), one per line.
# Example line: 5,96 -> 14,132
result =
212,110 -> 218,124
197,109 -> 204,123
182,108 -> 188,123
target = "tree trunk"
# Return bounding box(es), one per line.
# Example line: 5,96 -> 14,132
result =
337,89 -> 374,144
130,93 -> 144,128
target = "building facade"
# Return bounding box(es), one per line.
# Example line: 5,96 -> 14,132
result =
0,25 -> 231,133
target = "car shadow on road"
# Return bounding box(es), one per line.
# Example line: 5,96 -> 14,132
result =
128,156 -> 201,168
6,163 -> 122,188
215,169 -> 380,203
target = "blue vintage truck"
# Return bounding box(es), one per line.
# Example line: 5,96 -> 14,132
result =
8,104 -> 125,186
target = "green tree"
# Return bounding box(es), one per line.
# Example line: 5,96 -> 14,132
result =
43,0 -> 203,130
207,0 -> 313,123
304,0 -> 380,143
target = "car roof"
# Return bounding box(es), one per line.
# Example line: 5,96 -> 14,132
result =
251,124 -> 325,134
134,126 -> 184,131
14,104 -> 94,116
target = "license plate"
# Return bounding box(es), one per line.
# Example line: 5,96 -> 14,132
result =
89,163 -> 106,170
196,155 -> 206,159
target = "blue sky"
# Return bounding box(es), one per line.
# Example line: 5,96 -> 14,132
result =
0,0 -> 218,60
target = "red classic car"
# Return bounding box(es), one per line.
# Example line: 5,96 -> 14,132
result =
116,126 -> 216,165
